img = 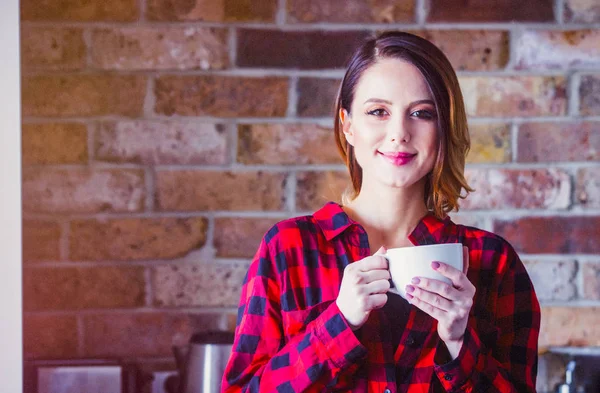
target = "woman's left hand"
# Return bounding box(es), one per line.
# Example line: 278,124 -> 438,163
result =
405,246 -> 474,359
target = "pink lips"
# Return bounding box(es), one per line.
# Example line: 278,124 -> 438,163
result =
379,151 -> 417,166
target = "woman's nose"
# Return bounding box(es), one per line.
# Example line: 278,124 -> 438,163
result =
389,118 -> 411,143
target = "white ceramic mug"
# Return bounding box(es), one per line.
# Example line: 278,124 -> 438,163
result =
385,243 -> 463,300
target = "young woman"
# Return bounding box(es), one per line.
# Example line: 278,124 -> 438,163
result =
221,31 -> 540,393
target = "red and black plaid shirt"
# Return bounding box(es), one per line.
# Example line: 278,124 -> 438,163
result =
221,202 -> 540,393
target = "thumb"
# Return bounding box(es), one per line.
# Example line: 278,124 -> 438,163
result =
374,245 -> 387,256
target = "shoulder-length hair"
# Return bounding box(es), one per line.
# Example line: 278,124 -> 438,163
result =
334,31 -> 474,219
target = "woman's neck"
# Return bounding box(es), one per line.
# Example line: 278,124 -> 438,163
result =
343,181 -> 429,250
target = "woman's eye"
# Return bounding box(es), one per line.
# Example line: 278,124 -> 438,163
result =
366,108 -> 388,117
411,110 -> 435,120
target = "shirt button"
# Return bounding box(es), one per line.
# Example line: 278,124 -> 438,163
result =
444,374 -> 453,381
383,389 -> 391,393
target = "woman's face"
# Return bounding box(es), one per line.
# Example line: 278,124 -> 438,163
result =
342,57 -> 438,192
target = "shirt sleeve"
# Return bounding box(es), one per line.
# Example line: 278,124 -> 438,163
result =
220,234 -> 367,393
433,244 -> 541,393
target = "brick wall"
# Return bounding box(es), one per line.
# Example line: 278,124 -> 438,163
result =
20,0 -> 600,390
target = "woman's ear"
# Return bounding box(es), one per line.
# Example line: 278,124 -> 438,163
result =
340,109 -> 354,146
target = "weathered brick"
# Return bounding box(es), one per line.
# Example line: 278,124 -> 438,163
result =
21,27 -> 86,71
23,315 -> 78,359
237,124 -> 340,165
91,27 -> 228,70
576,168 -> 600,208
22,220 -> 61,262
22,169 -> 145,214
23,266 -> 145,311
156,171 -> 287,211
518,122 -> 600,162
427,0 -> 554,22
459,76 -> 567,117
146,0 -> 277,22
297,78 -> 340,118
523,260 -> 578,302
95,121 -> 228,165
21,0 -> 138,21
82,312 -> 234,357
516,30 -> 600,69
564,0 -> 600,23
582,263 -> 600,300
287,0 -> 414,23
22,123 -> 88,165
152,262 -> 248,307
494,217 -> 600,254
540,307 -> 600,347
236,30 -> 369,69
446,214 -> 484,228
417,30 -> 509,71
580,74 -> 600,116
69,217 -> 207,261
536,353 -> 569,393
154,76 -> 288,117
214,217 -> 279,258
296,171 -> 349,211
466,123 -> 511,164
22,75 -> 146,117
462,169 -> 571,210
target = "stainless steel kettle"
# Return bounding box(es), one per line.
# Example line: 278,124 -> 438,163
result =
172,331 -> 234,393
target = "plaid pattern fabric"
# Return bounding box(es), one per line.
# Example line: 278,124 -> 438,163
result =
221,202 -> 540,393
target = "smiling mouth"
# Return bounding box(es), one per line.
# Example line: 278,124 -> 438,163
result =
378,151 -> 416,166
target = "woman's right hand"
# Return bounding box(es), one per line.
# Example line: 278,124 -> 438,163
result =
336,246 -> 391,330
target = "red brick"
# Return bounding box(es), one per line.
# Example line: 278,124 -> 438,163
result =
516,30 -> 600,69
152,262 -> 249,307
460,76 -> 567,117
580,74 -> 600,116
21,0 -> 138,21
576,168 -> 600,208
493,216 -> 600,254
518,122 -> 600,162
156,171 -> 287,211
287,0 -> 414,23
23,266 -> 145,311
23,315 -> 78,359
417,30 -> 509,71
22,168 -> 145,214
154,75 -> 288,117
22,123 -> 88,165
146,0 -> 277,22
296,171 -> 349,211
236,30 -> 369,69
427,0 -> 554,22
237,124 -> 340,165
22,220 -> 61,262
523,260 -> 577,301
462,169 -> 571,210
564,0 -> 600,23
95,121 -> 228,165
82,312 -> 234,357
583,263 -> 600,300
22,75 -> 146,117
297,78 -> 340,117
91,27 -> 228,70
214,217 -> 279,258
69,217 -> 208,261
21,27 -> 86,71
540,307 -> 600,347
467,123 -> 511,164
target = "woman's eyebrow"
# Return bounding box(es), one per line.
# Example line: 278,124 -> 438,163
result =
363,98 -> 434,106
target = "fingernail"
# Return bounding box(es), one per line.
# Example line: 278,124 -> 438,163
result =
406,293 -> 414,301
411,277 -> 420,285
432,261 -> 440,270
405,285 -> 415,293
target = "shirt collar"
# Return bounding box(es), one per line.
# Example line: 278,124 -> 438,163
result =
313,201 -> 453,245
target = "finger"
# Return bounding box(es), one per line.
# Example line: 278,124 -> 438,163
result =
366,278 -> 391,294
363,269 -> 391,283
406,292 -> 446,321
462,246 -> 469,274
407,285 -> 452,311
358,255 -> 388,272
412,277 -> 460,301
367,293 -> 388,310
432,261 -> 469,289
